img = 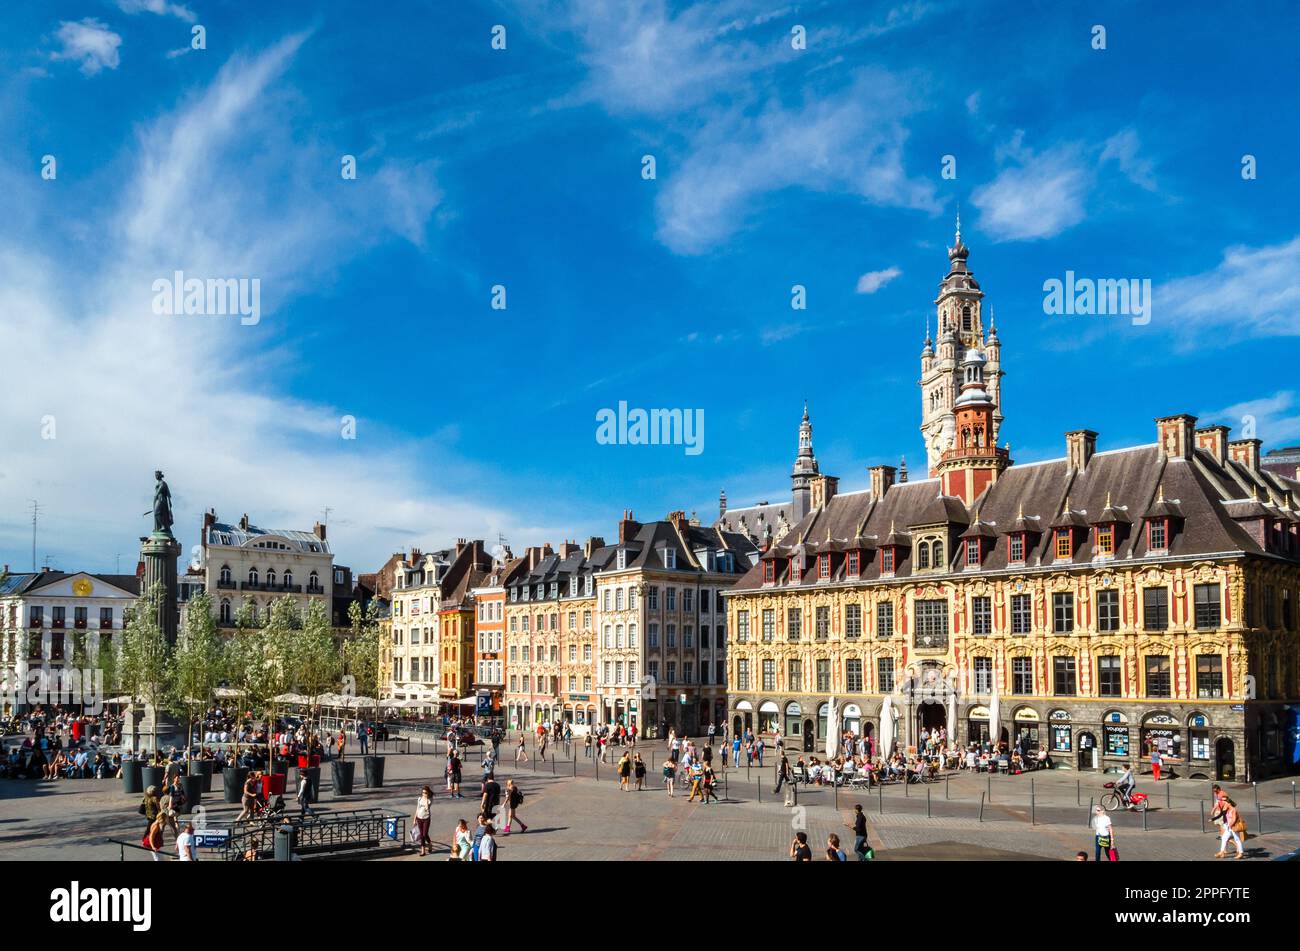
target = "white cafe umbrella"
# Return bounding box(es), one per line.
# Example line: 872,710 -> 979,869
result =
946,682 -> 957,743
825,696 -> 839,759
988,682 -> 1000,748
878,694 -> 894,759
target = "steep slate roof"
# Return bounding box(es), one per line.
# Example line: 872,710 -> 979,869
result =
731,441 -> 1300,592
207,521 -> 331,555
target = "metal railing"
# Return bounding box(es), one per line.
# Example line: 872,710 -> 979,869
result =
216,808 -> 406,861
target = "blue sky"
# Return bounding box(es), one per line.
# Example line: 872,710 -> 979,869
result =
2,0 -> 1298,574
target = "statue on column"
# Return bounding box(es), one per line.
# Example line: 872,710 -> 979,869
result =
147,470 -> 174,536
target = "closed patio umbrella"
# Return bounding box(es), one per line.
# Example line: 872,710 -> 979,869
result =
988,683 -> 1000,749
878,695 -> 894,759
825,696 -> 839,759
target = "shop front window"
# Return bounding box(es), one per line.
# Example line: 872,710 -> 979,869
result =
1190,731 -> 1210,762
1051,724 -> 1072,752
1143,728 -> 1181,759
1104,726 -> 1129,757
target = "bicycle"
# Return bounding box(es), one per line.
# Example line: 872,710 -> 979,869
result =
1100,781 -> 1149,812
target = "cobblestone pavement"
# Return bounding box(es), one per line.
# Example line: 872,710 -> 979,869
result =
2,736 -> 1297,861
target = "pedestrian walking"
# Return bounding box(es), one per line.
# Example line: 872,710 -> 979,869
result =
414,786 -> 433,856
825,834 -> 847,861
618,751 -> 632,790
515,734 -> 529,764
774,753 -> 791,795
634,753 -> 647,790
503,778 -> 528,834
663,758 -> 677,797
141,814 -> 165,862
848,804 -> 873,861
1150,744 -> 1162,782
1211,796 -> 1245,859
702,764 -> 719,803
358,721 -> 369,756
448,818 -> 472,862
1092,805 -> 1116,861
296,769 -> 315,818
176,822 -> 197,862
480,772 -> 502,821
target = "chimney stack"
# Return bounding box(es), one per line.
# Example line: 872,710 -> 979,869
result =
584,536 -> 606,558
314,521 -> 327,541
239,513 -> 249,531
1228,438 -> 1262,471
869,465 -> 897,501
1156,414 -> 1197,460
1065,430 -> 1098,472
203,509 -> 217,532
618,510 -> 641,543
1195,425 -> 1230,465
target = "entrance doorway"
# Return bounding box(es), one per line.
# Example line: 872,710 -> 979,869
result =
1215,737 -> 1236,781
917,702 -> 945,737
803,718 -> 815,752
1077,731 -> 1098,770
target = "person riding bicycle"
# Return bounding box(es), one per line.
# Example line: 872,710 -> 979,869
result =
1115,765 -> 1136,803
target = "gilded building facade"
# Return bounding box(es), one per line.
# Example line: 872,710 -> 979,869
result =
723,231 -> 1300,781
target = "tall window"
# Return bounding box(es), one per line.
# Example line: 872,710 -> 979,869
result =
1196,654 -> 1223,699
818,554 -> 831,580
965,539 -> 982,567
845,659 -> 863,692
761,609 -> 775,643
917,542 -> 930,570
846,551 -> 860,577
788,659 -> 802,692
1055,529 -> 1072,559
762,659 -> 776,691
1008,534 -> 1025,563
736,659 -> 749,691
1052,592 -> 1074,633
1148,520 -> 1167,550
1012,657 -> 1033,694
815,606 -> 830,640
1097,589 -> 1120,632
787,607 -> 801,642
815,659 -> 831,691
1095,525 -> 1114,556
845,604 -> 862,639
1145,655 -> 1171,698
1097,655 -> 1122,697
973,656 -> 993,694
1010,594 -> 1031,634
1053,656 -> 1077,696
877,658 -> 895,693
971,596 -> 991,635
1143,588 -> 1169,631
248,567 -> 259,586
881,548 -> 895,574
1194,584 -> 1221,630
876,602 -> 894,638
914,599 -> 948,649
736,610 -> 749,643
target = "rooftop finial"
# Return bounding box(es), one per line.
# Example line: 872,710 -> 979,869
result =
955,204 -> 961,243
1156,483 -> 1165,503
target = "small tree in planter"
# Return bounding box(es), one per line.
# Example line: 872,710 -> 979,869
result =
342,601 -> 381,753
292,599 -> 341,747
222,604 -> 265,760
118,583 -> 173,755
172,591 -> 223,752
258,596 -> 300,765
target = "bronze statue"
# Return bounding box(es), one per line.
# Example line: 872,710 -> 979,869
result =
146,470 -> 174,535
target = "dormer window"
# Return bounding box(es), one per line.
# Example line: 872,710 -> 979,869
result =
790,557 -> 802,583
881,548 -> 895,575
1096,524 -> 1115,557
1008,534 -> 1025,563
617,550 -> 627,570
847,551 -> 860,578
917,543 -> 930,570
664,549 -> 677,570
1055,529 -> 1073,559
965,538 -> 982,567
1149,519 -> 1168,551
818,554 -> 831,580
763,561 -> 775,585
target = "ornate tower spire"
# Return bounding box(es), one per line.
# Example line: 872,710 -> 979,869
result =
791,402 -> 820,522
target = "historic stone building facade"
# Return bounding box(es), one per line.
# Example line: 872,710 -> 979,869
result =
724,231 -> 1300,781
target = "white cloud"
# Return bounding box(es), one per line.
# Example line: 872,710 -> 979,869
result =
116,0 -> 197,22
0,36 -> 563,573
1158,236 -> 1300,338
656,72 -> 939,254
1200,391 -> 1300,446
856,266 -> 902,294
1100,128 -> 1156,191
971,140 -> 1089,241
51,19 -> 122,75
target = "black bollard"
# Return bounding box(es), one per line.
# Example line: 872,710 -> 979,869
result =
979,791 -> 985,822
878,779 -> 884,815
1087,796 -> 1093,826
1166,781 -> 1171,810
1030,778 -> 1035,826
1200,800 -> 1206,834
1256,800 -> 1264,837
926,786 -> 931,818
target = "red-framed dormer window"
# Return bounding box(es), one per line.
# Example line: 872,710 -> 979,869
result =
818,554 -> 831,579
1008,533 -> 1025,563
965,538 -> 982,567
790,558 -> 802,583
1148,518 -> 1168,551
763,560 -> 775,584
847,551 -> 860,578
1055,528 -> 1073,559
881,547 -> 895,575
1096,524 -> 1115,557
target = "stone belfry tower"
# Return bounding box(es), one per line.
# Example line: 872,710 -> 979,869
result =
919,215 -> 1004,475
791,402 -> 820,521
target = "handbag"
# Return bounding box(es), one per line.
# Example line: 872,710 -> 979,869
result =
1231,817 -> 1247,836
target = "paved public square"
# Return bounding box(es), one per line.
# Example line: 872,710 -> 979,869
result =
2,733 -> 1299,862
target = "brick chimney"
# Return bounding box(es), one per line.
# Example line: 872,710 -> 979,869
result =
584,536 -> 606,558
1156,415 -> 1196,460
619,510 -> 641,543
869,465 -> 896,501
1195,425 -> 1230,465
203,509 -> 217,532
239,513 -> 249,531
314,521 -> 327,541
1228,438 -> 1261,471
557,541 -> 577,559
1065,429 -> 1098,471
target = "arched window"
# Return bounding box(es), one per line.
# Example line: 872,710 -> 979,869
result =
219,565 -> 231,585
918,542 -> 930,569
932,540 -> 944,566
283,569 -> 293,588
248,567 -> 259,587
308,571 -> 319,591
266,568 -> 277,589
961,305 -> 972,332
219,599 -> 231,623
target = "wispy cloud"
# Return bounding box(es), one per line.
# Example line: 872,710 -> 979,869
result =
116,0 -> 197,23
971,137 -> 1089,241
51,19 -> 122,75
1159,236 -> 1300,338
1200,391 -> 1300,445
856,266 -> 901,294
1100,128 -> 1157,191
